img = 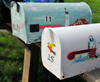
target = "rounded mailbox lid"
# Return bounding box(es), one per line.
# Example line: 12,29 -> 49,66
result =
42,28 -> 64,79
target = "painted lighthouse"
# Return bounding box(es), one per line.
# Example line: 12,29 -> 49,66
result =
88,35 -> 96,58
88,35 -> 96,49
65,8 -> 70,26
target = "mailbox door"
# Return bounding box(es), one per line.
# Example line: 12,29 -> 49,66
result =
42,28 -> 64,79
11,3 -> 27,43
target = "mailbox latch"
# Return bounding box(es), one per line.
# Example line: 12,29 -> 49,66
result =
30,24 -> 39,32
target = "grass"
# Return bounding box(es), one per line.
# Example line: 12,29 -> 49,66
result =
0,33 -> 24,82
0,0 -> 100,82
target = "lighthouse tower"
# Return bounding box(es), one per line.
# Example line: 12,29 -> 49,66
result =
65,8 -> 69,26
88,35 -> 96,49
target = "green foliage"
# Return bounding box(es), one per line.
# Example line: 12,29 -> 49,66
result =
0,76 -> 12,82
0,33 -> 24,82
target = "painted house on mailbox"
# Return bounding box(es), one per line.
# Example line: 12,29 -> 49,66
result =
11,2 -> 92,44
69,18 -> 89,26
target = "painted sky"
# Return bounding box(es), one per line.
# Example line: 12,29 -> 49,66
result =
21,2 -> 92,26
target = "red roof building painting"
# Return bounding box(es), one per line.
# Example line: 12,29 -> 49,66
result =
69,18 -> 89,26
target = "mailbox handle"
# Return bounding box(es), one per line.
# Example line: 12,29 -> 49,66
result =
67,48 -> 96,60
11,1 -> 19,13
16,3 -> 19,13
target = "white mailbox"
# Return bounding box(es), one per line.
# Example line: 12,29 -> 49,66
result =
41,23 -> 100,80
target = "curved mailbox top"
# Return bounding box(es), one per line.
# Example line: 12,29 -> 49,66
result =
42,23 -> 100,79
11,2 -> 92,44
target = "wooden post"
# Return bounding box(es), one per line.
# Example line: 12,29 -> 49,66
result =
22,49 -> 31,82
22,43 -> 40,82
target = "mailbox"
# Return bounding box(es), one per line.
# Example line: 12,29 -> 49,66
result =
11,2 -> 92,44
41,23 -> 100,80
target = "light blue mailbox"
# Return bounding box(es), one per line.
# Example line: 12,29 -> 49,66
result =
11,2 -> 92,44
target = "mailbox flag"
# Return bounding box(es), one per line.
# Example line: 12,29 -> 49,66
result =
39,24 -> 62,29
